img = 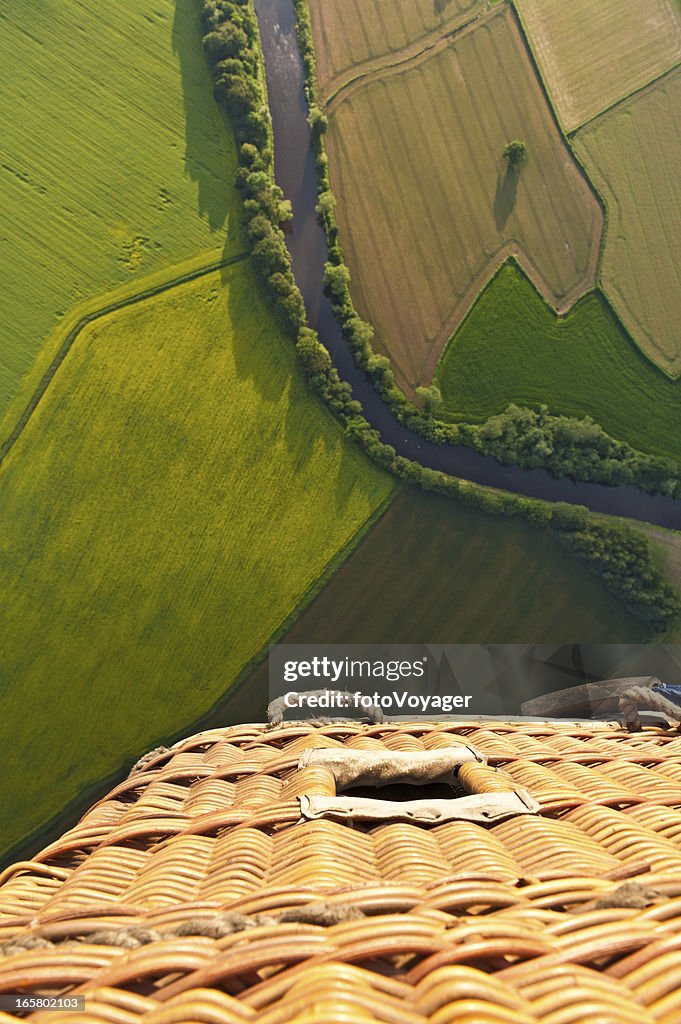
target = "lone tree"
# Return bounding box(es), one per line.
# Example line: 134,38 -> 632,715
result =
503,139 -> 526,168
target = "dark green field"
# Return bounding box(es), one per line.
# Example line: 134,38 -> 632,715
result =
436,263 -> 681,462
245,488 -> 653,704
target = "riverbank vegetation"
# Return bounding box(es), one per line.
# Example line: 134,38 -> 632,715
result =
292,0 -> 681,509
0,0 -> 241,426
281,0 -> 681,626
0,264 -> 394,861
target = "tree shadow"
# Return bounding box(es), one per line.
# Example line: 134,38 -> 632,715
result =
493,164 -> 520,232
172,0 -> 231,232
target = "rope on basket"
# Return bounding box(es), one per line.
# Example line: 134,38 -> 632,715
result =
618,684 -> 681,731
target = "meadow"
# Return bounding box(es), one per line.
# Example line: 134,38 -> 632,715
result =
0,262 -> 394,861
574,69 -> 681,376
0,0 -> 241,423
436,263 -> 681,462
324,7 -> 601,395
514,0 -> 681,131
244,488 -> 654,710
307,0 -> 484,100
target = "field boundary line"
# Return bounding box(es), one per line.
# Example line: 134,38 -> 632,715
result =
569,59 -> 681,136
323,4 -> 490,113
572,64 -> 681,380
0,249 -> 250,465
512,0 -> 680,316
507,1 -> 608,279
510,0 -> 571,135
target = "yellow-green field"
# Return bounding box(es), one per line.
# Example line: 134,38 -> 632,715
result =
574,68 -> 681,376
0,262 -> 393,860
324,7 -> 601,394
307,0 -> 484,100
0,0 -> 240,422
515,0 -> 681,131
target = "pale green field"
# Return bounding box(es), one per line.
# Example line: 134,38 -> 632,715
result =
0,262 -> 393,860
515,0 -> 681,130
0,0 -> 241,421
574,69 -> 681,376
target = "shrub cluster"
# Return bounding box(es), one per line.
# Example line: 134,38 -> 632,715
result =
473,404 -> 681,499
554,516 -> 680,628
202,0 -> 386,425
197,0 -> 679,629
291,0 -> 681,501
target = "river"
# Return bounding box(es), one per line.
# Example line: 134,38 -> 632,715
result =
253,0 -> 681,530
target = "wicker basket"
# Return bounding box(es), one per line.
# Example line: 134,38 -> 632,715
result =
2,718 -> 681,1022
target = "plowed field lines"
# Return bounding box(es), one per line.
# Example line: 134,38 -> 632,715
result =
325,8 -> 602,393
515,0 -> 681,131
309,0 -> 484,101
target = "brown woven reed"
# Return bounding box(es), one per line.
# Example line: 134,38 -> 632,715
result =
3,718 -> 681,1021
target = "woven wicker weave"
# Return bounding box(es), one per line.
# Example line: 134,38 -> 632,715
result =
3,718 -> 681,1022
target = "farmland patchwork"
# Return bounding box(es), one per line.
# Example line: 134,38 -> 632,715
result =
320,5 -> 602,394
0,262 -> 393,860
515,0 -> 681,131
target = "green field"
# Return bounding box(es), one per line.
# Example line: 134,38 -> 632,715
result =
307,0 -> 484,100
515,0 -> 681,131
324,7 -> 601,395
0,0 -> 240,422
436,262 -> 681,462
244,488 -> 653,707
574,69 -> 681,376
0,262 -> 393,860
275,488 -> 655,643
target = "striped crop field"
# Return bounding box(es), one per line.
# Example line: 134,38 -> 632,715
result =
515,0 -> 681,131
574,68 -> 681,376
324,6 -> 602,395
307,0 -> 484,101
0,261 -> 394,861
0,0 -> 240,424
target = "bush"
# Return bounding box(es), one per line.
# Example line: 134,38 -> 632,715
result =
199,0 -> 305,339
555,522 -> 681,627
